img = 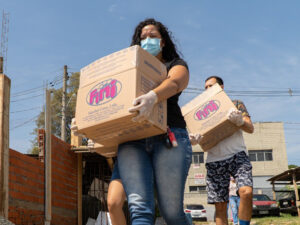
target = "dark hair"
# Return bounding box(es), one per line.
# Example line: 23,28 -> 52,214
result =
131,18 -> 180,62
205,75 -> 224,85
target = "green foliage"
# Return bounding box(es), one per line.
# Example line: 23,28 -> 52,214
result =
251,213 -> 300,225
195,213 -> 300,225
28,72 -> 80,153
288,164 -> 299,169
30,146 -> 40,155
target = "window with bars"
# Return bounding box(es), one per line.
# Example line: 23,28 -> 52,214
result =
189,186 -> 206,192
249,150 -> 273,162
192,152 -> 204,164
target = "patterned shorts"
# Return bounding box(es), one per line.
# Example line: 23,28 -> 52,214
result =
205,151 -> 253,204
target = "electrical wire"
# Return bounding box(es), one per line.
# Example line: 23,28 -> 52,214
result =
10,114 -> 40,130
184,87 -> 300,97
11,73 -> 64,97
10,80 -> 63,104
10,106 -> 42,113
10,94 -> 44,103
8,66 -> 78,130
11,86 -> 45,97
183,91 -> 300,97
187,86 -> 300,92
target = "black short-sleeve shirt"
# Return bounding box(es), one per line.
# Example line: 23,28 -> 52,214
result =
164,58 -> 188,128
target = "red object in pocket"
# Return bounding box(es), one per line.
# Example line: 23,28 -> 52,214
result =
167,128 -> 178,147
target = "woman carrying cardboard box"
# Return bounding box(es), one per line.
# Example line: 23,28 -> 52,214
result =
108,18 -> 192,225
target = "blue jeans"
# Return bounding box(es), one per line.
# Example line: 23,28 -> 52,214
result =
117,127 -> 192,225
111,159 -> 121,180
229,196 -> 240,225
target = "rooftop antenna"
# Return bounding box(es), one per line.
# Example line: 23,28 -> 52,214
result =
0,10 -> 9,74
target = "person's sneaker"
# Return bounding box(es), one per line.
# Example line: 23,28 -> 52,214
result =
0,216 -> 15,225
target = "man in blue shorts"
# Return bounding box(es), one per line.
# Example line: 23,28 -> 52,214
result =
189,76 -> 254,225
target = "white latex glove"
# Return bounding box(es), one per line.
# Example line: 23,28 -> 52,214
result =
227,108 -> 244,127
189,133 -> 202,145
70,118 -> 84,137
87,139 -> 95,148
128,90 -> 158,123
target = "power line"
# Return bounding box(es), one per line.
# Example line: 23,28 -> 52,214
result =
11,74 -> 63,97
10,106 -> 41,113
184,87 -> 300,97
11,86 -> 44,97
284,122 -> 300,125
10,93 -> 43,103
187,85 -> 300,91
10,66 -> 69,97
49,77 -> 63,87
10,114 -> 40,130
10,76 -> 63,103
183,91 -> 300,97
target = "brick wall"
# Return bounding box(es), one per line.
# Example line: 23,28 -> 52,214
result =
8,131 -> 78,225
51,135 -> 78,225
8,149 -> 45,224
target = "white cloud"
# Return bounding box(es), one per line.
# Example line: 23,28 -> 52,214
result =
285,56 -> 300,66
107,4 -> 126,20
183,18 -> 202,30
245,37 -> 261,45
108,4 -> 117,13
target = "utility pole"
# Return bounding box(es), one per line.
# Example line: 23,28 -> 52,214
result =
0,74 -> 11,218
0,57 -> 3,74
45,88 -> 52,225
61,65 -> 68,141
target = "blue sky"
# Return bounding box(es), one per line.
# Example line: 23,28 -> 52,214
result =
2,0 -> 300,165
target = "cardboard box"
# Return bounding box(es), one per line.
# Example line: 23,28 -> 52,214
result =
80,45 -> 166,88
90,143 -> 118,158
181,83 -> 238,151
75,45 -> 167,146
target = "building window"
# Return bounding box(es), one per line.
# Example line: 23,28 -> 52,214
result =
192,152 -> 204,164
249,150 -> 273,162
189,186 -> 206,192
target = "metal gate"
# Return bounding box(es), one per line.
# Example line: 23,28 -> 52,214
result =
82,153 -> 130,225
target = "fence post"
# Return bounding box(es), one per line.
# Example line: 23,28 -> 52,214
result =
0,74 -> 11,218
71,132 -> 82,225
292,171 -> 300,217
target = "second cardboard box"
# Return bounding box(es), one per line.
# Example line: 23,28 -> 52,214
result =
181,83 -> 239,151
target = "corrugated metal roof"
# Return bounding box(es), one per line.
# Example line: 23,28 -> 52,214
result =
267,167 -> 300,183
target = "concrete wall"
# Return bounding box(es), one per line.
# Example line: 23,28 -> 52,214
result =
244,122 -> 288,176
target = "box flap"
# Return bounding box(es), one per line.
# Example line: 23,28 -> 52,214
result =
135,46 -> 167,82
80,45 -> 167,88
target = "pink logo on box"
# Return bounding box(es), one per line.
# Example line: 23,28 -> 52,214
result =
87,79 -> 122,105
194,100 -> 220,120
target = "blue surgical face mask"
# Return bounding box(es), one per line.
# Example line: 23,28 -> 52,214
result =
141,37 -> 162,56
